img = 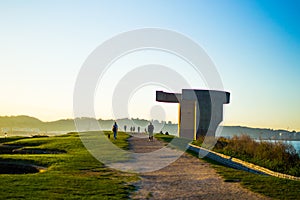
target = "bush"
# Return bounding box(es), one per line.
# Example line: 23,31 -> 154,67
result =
196,135 -> 300,177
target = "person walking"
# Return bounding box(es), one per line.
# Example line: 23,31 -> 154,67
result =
112,122 -> 118,140
147,122 -> 154,141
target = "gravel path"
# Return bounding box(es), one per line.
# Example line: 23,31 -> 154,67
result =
130,135 -> 269,200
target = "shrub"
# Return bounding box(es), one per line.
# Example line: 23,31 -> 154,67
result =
200,134 -> 300,177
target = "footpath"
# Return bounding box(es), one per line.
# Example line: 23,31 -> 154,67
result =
129,135 -> 269,200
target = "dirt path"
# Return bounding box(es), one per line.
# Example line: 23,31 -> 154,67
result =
130,135 -> 269,200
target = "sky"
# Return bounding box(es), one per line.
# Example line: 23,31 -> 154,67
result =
0,0 -> 299,131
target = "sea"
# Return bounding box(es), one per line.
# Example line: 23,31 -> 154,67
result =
260,140 -> 300,153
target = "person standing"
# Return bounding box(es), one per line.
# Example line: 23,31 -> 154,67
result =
112,122 -> 118,140
147,122 -> 154,141
124,125 -> 127,132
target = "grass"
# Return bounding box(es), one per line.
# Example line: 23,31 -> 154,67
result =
0,131 -> 137,199
193,135 -> 300,177
155,133 -> 192,151
204,157 -> 300,200
2,132 -> 299,199
154,133 -> 175,143
155,133 -> 300,200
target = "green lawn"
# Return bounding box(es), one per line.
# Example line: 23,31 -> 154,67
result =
155,133 -> 300,200
0,132 -> 137,199
2,132 -> 299,199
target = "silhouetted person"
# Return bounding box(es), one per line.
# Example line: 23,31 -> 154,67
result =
124,125 -> 127,132
138,126 -> 140,133
148,122 -> 154,141
4,132 -> 7,140
112,122 -> 118,139
133,126 -> 135,132
165,131 -> 169,135
130,126 -> 133,132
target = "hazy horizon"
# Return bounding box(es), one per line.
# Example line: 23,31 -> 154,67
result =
0,114 -> 299,132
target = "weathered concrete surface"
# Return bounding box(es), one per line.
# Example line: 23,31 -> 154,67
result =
156,89 -> 230,139
130,136 -> 270,200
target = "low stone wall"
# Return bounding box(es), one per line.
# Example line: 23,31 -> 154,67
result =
188,144 -> 300,181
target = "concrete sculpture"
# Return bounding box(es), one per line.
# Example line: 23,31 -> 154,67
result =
156,89 -> 230,140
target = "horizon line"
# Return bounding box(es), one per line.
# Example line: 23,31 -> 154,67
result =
0,114 -> 299,133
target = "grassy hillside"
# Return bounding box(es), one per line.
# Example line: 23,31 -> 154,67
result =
0,131 -> 137,199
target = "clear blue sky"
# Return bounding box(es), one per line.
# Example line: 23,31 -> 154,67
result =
0,0 -> 299,131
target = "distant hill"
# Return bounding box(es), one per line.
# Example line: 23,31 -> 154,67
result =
218,126 -> 300,140
0,115 -> 42,127
0,115 -> 176,134
0,115 -> 75,132
0,115 -> 299,140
